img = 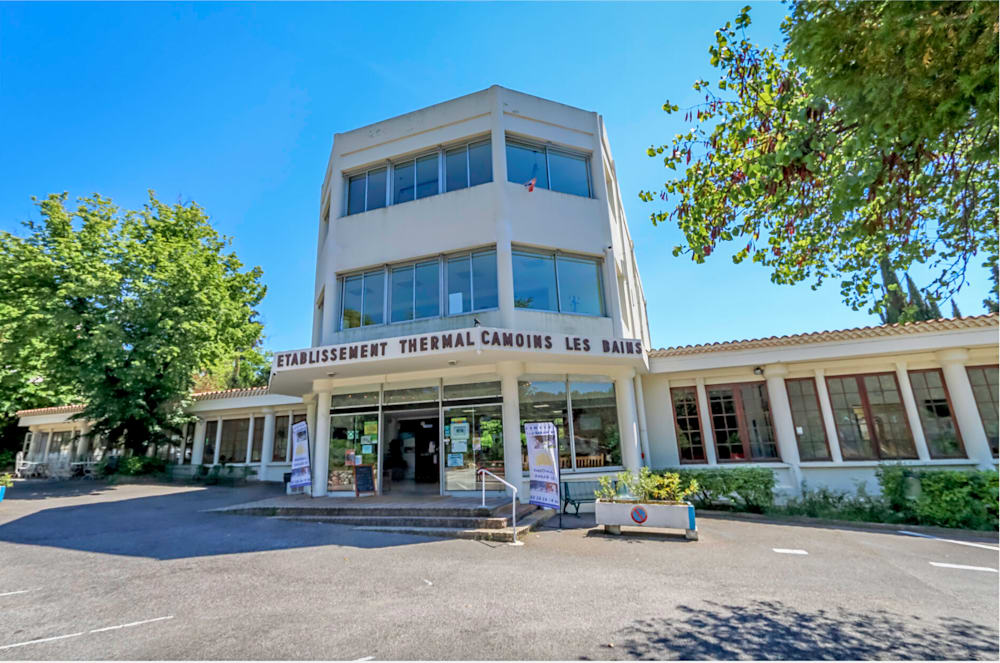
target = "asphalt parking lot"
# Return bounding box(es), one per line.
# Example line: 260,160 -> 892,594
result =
0,481 -> 997,660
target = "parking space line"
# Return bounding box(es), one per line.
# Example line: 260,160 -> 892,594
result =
929,562 -> 998,573
0,589 -> 34,598
89,616 -> 174,634
0,632 -> 85,651
899,530 -> 999,551
773,548 -> 808,555
0,616 -> 174,651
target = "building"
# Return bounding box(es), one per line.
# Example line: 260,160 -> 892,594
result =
16,87 -> 1000,501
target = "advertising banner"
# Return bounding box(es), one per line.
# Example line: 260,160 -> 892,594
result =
524,421 -> 560,509
289,420 -> 312,489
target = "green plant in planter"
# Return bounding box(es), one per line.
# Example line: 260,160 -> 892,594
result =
596,468 -> 698,503
0,473 -> 14,488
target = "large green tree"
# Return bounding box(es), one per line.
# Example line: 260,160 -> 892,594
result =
0,192 -> 266,453
641,2 -> 998,320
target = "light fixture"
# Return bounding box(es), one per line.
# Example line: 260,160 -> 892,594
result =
752,366 -> 764,376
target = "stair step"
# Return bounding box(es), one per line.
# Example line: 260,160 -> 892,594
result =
274,515 -> 514,529
221,505 -> 514,518
357,508 -> 557,543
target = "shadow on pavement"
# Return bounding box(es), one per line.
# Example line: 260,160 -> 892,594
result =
4,479 -> 119,500
600,599 -> 1000,660
0,482 -> 447,559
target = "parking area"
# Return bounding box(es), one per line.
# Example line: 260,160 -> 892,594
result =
0,481 -> 997,660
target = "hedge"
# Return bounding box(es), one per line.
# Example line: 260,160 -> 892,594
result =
672,467 -> 775,513
876,466 -> 998,530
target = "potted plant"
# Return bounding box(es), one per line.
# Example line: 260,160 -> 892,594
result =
595,467 -> 700,540
0,472 -> 13,502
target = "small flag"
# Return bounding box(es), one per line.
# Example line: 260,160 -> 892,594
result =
524,177 -> 536,192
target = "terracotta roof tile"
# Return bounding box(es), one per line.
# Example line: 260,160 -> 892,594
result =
15,404 -> 85,417
17,386 -> 271,416
649,314 -> 999,358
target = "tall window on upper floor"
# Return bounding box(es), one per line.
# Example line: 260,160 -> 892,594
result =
446,140 -> 492,192
506,138 -> 592,197
391,260 -> 439,323
447,249 -> 498,315
341,270 -> 385,329
347,167 -> 387,215
512,249 -> 604,315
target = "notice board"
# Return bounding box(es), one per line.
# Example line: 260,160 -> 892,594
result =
353,464 -> 376,496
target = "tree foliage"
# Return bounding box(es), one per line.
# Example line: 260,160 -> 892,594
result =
640,2 -> 998,320
0,193 -> 266,452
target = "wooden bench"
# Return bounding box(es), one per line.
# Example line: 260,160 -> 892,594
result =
561,479 -> 615,515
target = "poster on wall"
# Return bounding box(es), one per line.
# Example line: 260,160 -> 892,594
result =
524,422 -> 560,509
451,420 -> 470,441
289,420 -> 312,490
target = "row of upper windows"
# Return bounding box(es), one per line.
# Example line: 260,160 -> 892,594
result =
338,246 -> 605,330
342,137 -> 593,216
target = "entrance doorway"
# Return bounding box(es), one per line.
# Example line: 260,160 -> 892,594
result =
382,409 -> 440,494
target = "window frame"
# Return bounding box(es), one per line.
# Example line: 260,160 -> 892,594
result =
966,364 -> 999,457
345,166 -> 389,216
444,248 -> 498,316
389,258 -> 441,324
340,268 -> 387,330
669,386 -> 706,463
907,368 -> 966,459
784,377 -> 832,461
505,136 -> 593,198
825,372 -> 918,461
512,247 -> 605,317
706,382 -> 781,463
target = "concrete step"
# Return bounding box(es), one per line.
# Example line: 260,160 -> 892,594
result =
274,514 -> 514,529
356,507 -> 557,543
220,504 -> 513,518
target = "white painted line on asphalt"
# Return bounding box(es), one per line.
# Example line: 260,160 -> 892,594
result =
0,632 -> 85,651
0,589 -> 34,597
88,615 -> 174,634
422,578 -> 433,586
353,656 -> 375,661
900,530 -> 999,551
773,548 -> 808,555
929,562 -> 998,573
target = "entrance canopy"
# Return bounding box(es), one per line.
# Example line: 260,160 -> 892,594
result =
269,326 -> 648,396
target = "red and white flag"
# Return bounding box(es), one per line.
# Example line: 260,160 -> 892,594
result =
524,177 -> 536,192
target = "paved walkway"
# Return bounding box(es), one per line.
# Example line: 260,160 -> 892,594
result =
212,491 -> 512,513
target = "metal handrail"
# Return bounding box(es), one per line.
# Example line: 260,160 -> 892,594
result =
477,468 -> 522,546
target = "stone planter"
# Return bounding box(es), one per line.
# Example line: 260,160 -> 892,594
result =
595,499 -> 697,540
0,485 -> 6,502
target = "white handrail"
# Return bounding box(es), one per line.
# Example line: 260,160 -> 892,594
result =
477,468 -> 521,545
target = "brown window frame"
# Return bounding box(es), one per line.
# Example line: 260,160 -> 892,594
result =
825,372 -> 917,461
670,386 -> 707,463
706,382 -> 781,463
966,364 -> 999,458
784,377 -> 832,461
907,368 -> 966,459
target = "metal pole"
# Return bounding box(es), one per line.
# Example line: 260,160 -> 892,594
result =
480,469 -> 486,507
511,489 -> 517,544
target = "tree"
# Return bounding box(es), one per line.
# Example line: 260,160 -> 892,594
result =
951,300 -> 962,319
0,192 -> 266,453
193,346 -> 273,392
640,2 -> 998,321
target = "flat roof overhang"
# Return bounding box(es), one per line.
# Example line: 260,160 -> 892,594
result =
268,326 -> 648,397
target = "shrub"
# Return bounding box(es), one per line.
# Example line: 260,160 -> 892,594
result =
0,450 -> 14,471
674,467 -> 775,513
0,473 -> 14,488
777,482 -> 896,523
596,467 -> 698,503
878,466 -> 998,530
96,455 -> 167,477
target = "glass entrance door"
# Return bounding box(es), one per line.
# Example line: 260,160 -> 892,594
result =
329,412 -> 380,493
443,403 -> 504,491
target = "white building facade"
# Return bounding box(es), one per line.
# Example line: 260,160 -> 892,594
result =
16,88 -> 999,500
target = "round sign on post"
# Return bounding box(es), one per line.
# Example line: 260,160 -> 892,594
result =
630,505 -> 648,524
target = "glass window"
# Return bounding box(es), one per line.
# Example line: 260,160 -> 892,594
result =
414,260 -> 439,318
506,142 -> 548,189
708,387 -> 744,461
468,140 -> 492,186
218,419 -> 249,464
250,417 -> 265,463
519,380 -> 570,470
671,387 -> 705,462
366,168 -> 386,210
557,255 -> 603,315
548,150 -> 591,197
415,154 -> 438,199
445,404 -> 504,491
446,255 -> 471,315
471,250 -> 498,310
273,415 -> 290,463
384,385 -> 439,404
342,275 -> 363,329
909,369 -> 964,458
740,383 -> 778,459
708,384 -> 778,462
361,270 -> 384,326
827,374 -> 915,460
393,160 -> 415,204
204,421 -> 217,463
569,381 -> 620,469
390,265 -> 414,323
331,392 -> 379,408
347,174 -> 366,215
967,366 -> 998,456
445,147 -> 467,192
329,412 -> 379,492
513,251 -> 558,311
443,381 -> 502,400
785,378 -> 830,461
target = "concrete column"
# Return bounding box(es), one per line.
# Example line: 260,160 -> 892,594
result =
490,86 -> 515,328
695,377 -> 718,464
604,249 -> 624,337
178,423 -> 189,465
813,368 -> 844,463
894,360 -> 931,461
306,398 -> 318,466
41,431 -> 52,459
245,414 -> 256,464
75,428 -> 91,461
614,369 -> 642,472
312,391 -> 331,497
936,349 -> 994,469
633,375 -> 651,467
498,361 -> 525,501
26,428 -> 39,461
764,364 -> 802,494
213,418 -> 223,465
191,419 -> 207,465
260,409 -> 276,481
323,281 -> 339,344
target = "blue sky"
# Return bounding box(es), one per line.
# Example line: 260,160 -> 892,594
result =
0,2 -> 991,354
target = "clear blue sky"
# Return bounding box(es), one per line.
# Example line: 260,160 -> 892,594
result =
0,2 -> 990,354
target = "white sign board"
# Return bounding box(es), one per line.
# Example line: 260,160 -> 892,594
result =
289,420 -> 312,489
524,421 -> 560,510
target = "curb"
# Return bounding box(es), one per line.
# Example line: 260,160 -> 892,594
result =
696,509 -> 999,543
